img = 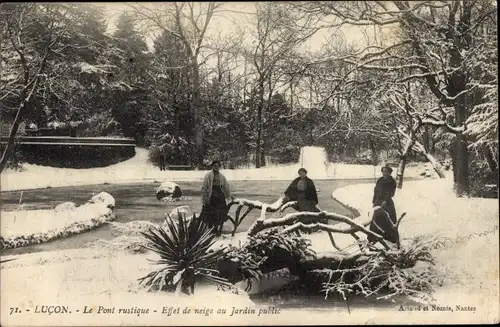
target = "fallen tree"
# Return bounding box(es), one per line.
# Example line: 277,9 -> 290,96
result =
220,196 -> 440,303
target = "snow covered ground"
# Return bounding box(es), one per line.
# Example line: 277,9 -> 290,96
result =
0,147 -> 429,191
1,171 -> 498,325
328,174 -> 499,322
1,147 -> 496,324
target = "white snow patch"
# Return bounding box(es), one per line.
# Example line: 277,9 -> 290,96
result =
54,201 -> 77,212
330,175 -> 499,309
1,203 -> 112,239
1,147 -> 429,191
156,181 -> 182,200
168,205 -> 192,219
332,173 -> 498,240
90,191 -> 115,209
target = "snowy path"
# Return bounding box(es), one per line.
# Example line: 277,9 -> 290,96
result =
1,147 -> 428,191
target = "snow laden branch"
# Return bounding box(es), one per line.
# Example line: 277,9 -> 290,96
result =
385,84 -> 454,187
247,205 -> 396,250
388,87 -> 465,134
226,197 -> 296,236
228,195 -> 410,251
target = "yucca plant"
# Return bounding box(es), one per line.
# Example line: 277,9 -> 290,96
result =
138,213 -> 232,295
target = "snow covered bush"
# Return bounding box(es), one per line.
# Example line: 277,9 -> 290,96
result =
156,182 -> 182,201
1,193 -> 116,249
168,205 -> 192,221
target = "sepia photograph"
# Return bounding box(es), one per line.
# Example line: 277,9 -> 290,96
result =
0,1 -> 498,325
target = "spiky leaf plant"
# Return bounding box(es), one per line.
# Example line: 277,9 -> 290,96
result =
138,213 -> 232,295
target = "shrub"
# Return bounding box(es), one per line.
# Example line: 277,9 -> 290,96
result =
147,145 -> 162,168
469,152 -> 498,198
148,143 -> 191,168
268,145 -> 300,165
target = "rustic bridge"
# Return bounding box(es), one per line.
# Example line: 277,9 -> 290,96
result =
0,135 -> 137,168
0,136 -> 136,147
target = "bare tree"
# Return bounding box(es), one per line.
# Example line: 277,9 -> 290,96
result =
244,2 -> 320,167
130,2 -> 223,167
293,1 -> 497,196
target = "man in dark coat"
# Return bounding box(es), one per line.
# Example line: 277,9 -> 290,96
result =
368,165 -> 399,244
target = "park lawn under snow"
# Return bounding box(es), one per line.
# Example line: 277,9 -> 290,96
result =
1,175 -> 498,325
0,147 -> 429,191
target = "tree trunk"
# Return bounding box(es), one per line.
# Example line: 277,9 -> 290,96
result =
255,78 -> 265,168
369,138 -> 378,166
0,80 -> 39,173
191,58 -> 204,168
453,98 -> 469,196
396,129 -> 416,189
449,143 -> 457,183
412,141 -> 446,178
448,3 -> 471,196
423,126 -> 430,153
260,147 -> 266,167
0,107 -> 25,173
396,156 -> 407,189
425,152 -> 446,178
483,145 -> 499,183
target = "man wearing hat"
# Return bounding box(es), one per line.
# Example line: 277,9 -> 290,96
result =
368,164 -> 398,244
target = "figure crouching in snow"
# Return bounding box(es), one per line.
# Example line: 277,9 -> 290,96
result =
368,164 -> 399,245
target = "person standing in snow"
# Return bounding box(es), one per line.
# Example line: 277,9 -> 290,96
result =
368,165 -> 399,244
200,160 -> 232,236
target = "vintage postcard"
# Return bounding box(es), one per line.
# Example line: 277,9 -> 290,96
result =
1,1 -> 498,325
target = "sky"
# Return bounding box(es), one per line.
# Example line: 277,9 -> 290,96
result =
98,2 -> 381,106
100,2 -> 372,52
